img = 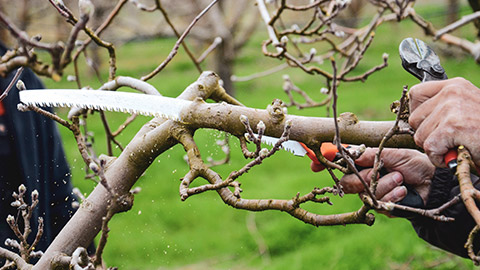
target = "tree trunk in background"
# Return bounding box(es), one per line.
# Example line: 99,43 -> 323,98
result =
0,4 -> 9,46
55,16 -> 70,41
18,0 -> 30,31
88,2 -> 112,79
214,39 -> 235,96
447,0 -> 459,24
338,0 -> 364,28
468,0 -> 480,37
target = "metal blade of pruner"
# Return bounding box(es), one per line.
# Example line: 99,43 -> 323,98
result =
399,37 -> 447,82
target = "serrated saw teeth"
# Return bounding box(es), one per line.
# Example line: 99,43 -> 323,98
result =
19,89 -> 187,122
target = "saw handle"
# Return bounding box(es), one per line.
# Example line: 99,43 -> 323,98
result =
299,142 -> 340,172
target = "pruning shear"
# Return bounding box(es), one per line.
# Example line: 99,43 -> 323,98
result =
399,37 -> 458,170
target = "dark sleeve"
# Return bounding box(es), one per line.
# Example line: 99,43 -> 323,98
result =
0,42 -> 78,251
409,168 -> 479,258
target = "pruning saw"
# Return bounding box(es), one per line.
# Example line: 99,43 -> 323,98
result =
19,88 -> 342,166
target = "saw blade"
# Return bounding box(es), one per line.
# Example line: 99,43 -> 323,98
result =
21,89 -> 309,157
246,133 -> 307,157
19,89 -> 193,122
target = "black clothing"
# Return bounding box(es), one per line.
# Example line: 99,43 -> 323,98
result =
0,43 -> 77,256
410,168 -> 479,258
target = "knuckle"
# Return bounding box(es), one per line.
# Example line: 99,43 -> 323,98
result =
413,131 -> 425,148
408,84 -> 419,99
449,77 -> 472,88
422,137 -> 436,152
408,113 -> 423,129
441,84 -> 462,98
341,180 -> 359,194
449,77 -> 468,85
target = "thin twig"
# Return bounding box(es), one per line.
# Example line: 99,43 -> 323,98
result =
231,63 -> 288,82
466,225 -> 480,265
330,59 -> 377,206
370,86 -> 410,195
0,67 -> 24,101
156,0 -> 203,73
141,0 -> 219,81
197,37 -> 222,63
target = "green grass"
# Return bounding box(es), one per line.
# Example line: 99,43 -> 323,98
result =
42,8 -> 480,270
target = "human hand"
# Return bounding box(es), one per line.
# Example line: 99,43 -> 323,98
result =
409,77 -> 480,167
340,148 -> 435,204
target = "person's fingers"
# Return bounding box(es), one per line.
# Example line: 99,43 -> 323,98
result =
352,148 -> 377,167
409,82 -> 464,132
423,131 -> 451,168
411,102 -> 445,148
374,172 -> 403,198
408,94 -> 442,131
310,161 -> 325,172
409,78 -> 472,111
415,108 -> 457,168
356,148 -> 413,171
340,169 -> 372,194
379,186 -> 407,203
409,80 -> 448,112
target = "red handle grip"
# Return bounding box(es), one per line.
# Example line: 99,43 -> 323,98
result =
301,143 -> 345,172
444,149 -> 458,168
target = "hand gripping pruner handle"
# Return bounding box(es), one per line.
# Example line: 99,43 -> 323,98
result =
399,38 -> 457,170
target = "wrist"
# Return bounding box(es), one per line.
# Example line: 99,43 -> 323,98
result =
424,168 -> 457,209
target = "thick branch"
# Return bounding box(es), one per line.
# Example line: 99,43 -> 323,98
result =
179,99 -> 416,149
33,72 -> 223,269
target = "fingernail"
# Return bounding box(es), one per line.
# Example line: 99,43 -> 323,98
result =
393,186 -> 407,200
392,172 -> 403,185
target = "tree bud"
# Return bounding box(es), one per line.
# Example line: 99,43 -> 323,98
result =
71,201 -> 80,209
79,0 -> 95,19
334,31 -> 345,38
214,37 -> 222,44
89,162 -> 100,173
259,148 -> 269,158
6,215 -> 14,224
17,103 -> 30,112
16,80 -> 26,91
130,187 -> 142,194
257,121 -> 266,131
18,184 -> 26,193
285,119 -> 293,128
53,0 -> 65,6
32,189 -> 39,200
239,115 -> 248,125
10,201 -> 21,208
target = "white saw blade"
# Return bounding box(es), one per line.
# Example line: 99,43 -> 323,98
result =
246,133 -> 307,157
19,89 -> 192,122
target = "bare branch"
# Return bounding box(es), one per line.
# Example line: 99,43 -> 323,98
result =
0,67 -> 24,101
141,0 -> 219,81
436,11 -> 480,39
